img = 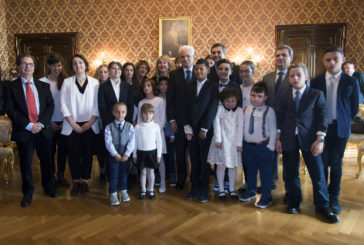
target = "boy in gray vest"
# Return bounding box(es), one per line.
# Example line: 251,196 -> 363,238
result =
104,102 -> 135,205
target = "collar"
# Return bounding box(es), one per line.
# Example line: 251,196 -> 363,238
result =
110,78 -> 121,85
292,85 -> 306,95
252,104 -> 266,110
183,67 -> 193,73
21,77 -> 34,84
197,78 -> 207,86
115,120 -> 125,126
218,80 -> 230,86
325,71 -> 342,80
223,105 -> 237,112
277,69 -> 287,75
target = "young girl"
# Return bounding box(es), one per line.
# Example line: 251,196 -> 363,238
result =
207,86 -> 244,200
133,103 -> 162,200
157,76 -> 176,186
137,79 -> 167,193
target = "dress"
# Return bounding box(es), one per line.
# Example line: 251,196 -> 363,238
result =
137,96 -> 167,153
207,105 -> 244,168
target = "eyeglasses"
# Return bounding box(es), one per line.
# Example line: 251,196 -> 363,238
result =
20,62 -> 35,67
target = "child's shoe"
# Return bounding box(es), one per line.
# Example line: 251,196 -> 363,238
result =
140,191 -> 146,200
256,195 -> 272,209
239,190 -> 257,202
148,191 -> 156,200
120,190 -> 130,202
212,179 -> 219,192
110,192 -> 120,206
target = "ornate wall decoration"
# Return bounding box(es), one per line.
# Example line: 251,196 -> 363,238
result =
0,0 -> 9,78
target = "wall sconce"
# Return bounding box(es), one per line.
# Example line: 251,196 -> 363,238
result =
234,47 -> 262,68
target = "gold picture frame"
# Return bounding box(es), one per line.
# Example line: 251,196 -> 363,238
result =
159,16 -> 192,59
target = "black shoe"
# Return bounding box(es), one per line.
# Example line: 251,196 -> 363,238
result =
175,183 -> 185,190
186,191 -> 198,200
329,198 -> 342,214
44,189 -> 60,198
56,177 -> 70,187
81,182 -> 89,195
316,207 -> 340,223
218,192 -> 227,201
20,195 -> 32,207
71,182 -> 81,196
169,174 -> 177,187
148,191 -> 156,200
287,204 -> 300,214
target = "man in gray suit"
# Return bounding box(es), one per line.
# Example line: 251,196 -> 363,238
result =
262,45 -> 293,197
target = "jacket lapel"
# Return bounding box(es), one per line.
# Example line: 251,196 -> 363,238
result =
297,86 -> 309,114
107,79 -> 118,102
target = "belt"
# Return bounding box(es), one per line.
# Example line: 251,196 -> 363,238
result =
245,137 -> 269,146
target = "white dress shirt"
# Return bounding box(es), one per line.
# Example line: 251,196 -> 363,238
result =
110,78 -> 121,101
39,77 -> 63,122
104,120 -> 135,157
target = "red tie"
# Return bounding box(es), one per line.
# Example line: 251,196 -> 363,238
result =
26,81 -> 38,123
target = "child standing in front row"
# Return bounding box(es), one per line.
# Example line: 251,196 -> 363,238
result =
134,103 -> 162,200
207,86 -> 244,200
240,82 -> 277,209
104,102 -> 135,205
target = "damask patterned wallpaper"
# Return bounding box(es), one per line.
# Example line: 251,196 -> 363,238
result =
0,0 -> 9,78
2,0 -> 364,79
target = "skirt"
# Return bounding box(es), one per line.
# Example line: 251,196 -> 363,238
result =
137,149 -> 158,170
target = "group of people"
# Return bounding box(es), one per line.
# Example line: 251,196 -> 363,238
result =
1,42 -> 361,225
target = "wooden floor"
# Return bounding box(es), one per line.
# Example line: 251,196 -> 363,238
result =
1,145 -> 364,245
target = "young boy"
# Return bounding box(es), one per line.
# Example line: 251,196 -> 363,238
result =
276,63 -> 340,223
104,102 -> 135,205
184,58 -> 219,202
240,81 -> 276,208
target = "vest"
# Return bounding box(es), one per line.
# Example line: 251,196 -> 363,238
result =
109,121 -> 131,155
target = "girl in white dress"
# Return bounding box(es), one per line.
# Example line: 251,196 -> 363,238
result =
137,79 -> 167,193
208,87 -> 244,200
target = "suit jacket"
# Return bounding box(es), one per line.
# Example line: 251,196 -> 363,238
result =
5,78 -> 54,142
98,79 -> 134,128
167,66 -> 195,125
310,72 -> 359,138
352,71 -> 364,103
276,86 -> 327,152
208,65 -> 242,85
262,71 -> 290,109
184,79 -> 219,134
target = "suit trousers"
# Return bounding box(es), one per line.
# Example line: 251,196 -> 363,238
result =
50,122 -> 67,177
174,121 -> 189,186
17,133 -> 55,196
283,137 -> 329,208
322,122 -> 348,199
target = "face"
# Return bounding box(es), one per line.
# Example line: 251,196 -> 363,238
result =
194,64 -> 209,81
288,67 -> 307,90
112,104 -> 127,122
217,63 -> 232,82
98,66 -> 108,82
123,65 -> 134,80
323,51 -> 345,75
137,64 -> 148,77
223,96 -> 237,110
109,64 -> 121,79
143,81 -> 154,96
141,111 -> 154,122
343,63 -> 355,76
179,48 -> 194,69
207,58 -> 215,68
250,91 -> 268,107
48,62 -> 63,76
158,80 -> 168,93
239,64 -> 253,82
175,60 -> 182,69
9,69 -> 18,80
72,57 -> 86,74
18,57 -> 35,78
211,46 -> 225,62
157,59 -> 169,73
275,48 -> 292,71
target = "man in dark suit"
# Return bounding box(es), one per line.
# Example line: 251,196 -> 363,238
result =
342,61 -> 364,103
184,58 -> 219,202
276,63 -> 339,223
207,43 -> 241,84
311,46 -> 359,214
262,45 -> 293,194
5,54 -> 59,207
167,45 -> 195,189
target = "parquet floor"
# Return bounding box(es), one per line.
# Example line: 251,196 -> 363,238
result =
1,145 -> 364,245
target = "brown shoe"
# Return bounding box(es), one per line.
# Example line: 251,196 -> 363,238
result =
81,182 -> 89,195
71,182 -> 80,196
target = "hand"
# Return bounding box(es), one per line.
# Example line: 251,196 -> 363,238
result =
30,123 -> 42,134
311,139 -> 324,156
114,154 -> 122,162
121,155 -> 129,162
156,157 -> 161,163
72,123 -> 83,134
215,142 -> 222,149
133,157 -> 137,164
169,137 -> 175,143
81,122 -> 92,131
50,121 -> 60,131
185,133 -> 192,141
276,140 -> 282,154
170,121 -> 177,133
237,146 -> 243,152
199,130 -> 207,140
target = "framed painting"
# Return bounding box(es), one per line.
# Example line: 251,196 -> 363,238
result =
159,16 -> 191,58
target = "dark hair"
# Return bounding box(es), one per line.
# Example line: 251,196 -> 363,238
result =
158,76 -> 169,85
113,102 -> 127,111
211,43 -> 227,55
323,46 -> 344,56
219,86 -> 240,102
277,45 -> 293,57
342,61 -> 355,67
216,59 -> 232,69
108,61 -> 123,71
195,58 -> 209,68
251,81 -> 268,95
240,60 -> 255,72
135,60 -> 151,73
121,62 -> 137,83
140,103 -> 154,114
70,54 -> 89,73
141,78 -> 158,97
205,55 -> 213,60
46,52 -> 67,90
16,53 -> 37,67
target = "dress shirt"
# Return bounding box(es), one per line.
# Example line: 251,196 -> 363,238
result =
183,67 -> 193,80
325,71 -> 341,123
197,78 -> 207,96
240,84 -> 253,108
104,120 -> 135,157
110,78 -> 121,101
39,77 -> 63,122
275,69 -> 287,84
21,77 -> 41,131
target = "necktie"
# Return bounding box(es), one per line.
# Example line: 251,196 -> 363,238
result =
248,107 -> 256,134
26,81 -> 38,123
275,71 -> 284,95
327,76 -> 336,123
118,123 -> 123,133
219,83 -> 228,88
295,91 -> 301,112
186,70 -> 191,83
